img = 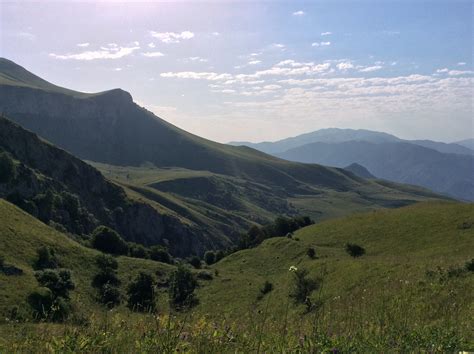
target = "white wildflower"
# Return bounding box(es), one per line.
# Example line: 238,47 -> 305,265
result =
289,266 -> 298,272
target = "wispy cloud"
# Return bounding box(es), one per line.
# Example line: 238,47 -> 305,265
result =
188,56 -> 208,62
337,61 -> 354,71
150,31 -> 194,44
457,62 -> 466,66
248,60 -> 261,65
292,10 -> 305,16
359,65 -> 383,72
321,32 -> 332,36
142,51 -> 165,58
77,42 -> 90,47
50,44 -> 140,61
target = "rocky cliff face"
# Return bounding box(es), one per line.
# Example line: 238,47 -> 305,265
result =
0,116 -> 213,256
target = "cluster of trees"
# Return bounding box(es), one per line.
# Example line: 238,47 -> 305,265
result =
28,247 -> 75,321
91,226 -> 172,264
0,151 -> 16,184
92,255 -> 121,308
238,216 -> 314,250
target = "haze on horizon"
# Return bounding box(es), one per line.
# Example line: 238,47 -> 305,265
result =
0,0 -> 472,143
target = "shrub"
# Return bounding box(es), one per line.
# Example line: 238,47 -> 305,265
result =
289,268 -> 320,311
127,272 -> 156,312
91,226 -> 128,255
0,152 -> 15,184
307,247 -> 316,259
99,283 -> 121,308
168,265 -> 198,310
28,288 -> 71,322
204,251 -> 216,265
128,243 -> 149,259
188,256 -> 201,269
345,243 -> 366,258
260,281 -> 273,295
34,269 -> 75,299
92,254 -> 120,288
34,246 -> 59,270
149,245 -> 172,264
464,259 -> 474,272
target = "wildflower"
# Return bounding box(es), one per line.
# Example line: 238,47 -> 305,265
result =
289,266 -> 298,272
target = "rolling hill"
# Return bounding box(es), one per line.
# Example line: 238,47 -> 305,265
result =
1,198 -> 472,350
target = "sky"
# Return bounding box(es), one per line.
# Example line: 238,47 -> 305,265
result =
0,0 -> 472,143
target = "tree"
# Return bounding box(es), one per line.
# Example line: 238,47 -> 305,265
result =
0,152 -> 15,184
128,242 -> 149,259
345,243 -> 366,258
188,256 -> 201,269
127,272 -> 156,312
149,245 -> 172,264
91,226 -> 128,255
306,247 -> 316,259
34,246 -> 59,270
92,254 -> 121,307
34,269 -> 75,299
204,251 -> 216,265
168,265 -> 198,310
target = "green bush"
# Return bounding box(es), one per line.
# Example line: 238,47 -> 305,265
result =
92,254 -> 120,288
0,152 -> 15,184
34,246 -> 59,270
307,247 -> 316,259
128,242 -> 149,259
260,281 -> 273,295
99,283 -> 121,308
168,265 -> 198,310
34,269 -> 75,299
345,243 -> 366,258
204,251 -> 216,265
196,271 -> 213,280
289,268 -> 320,311
149,245 -> 172,264
91,226 -> 128,255
127,272 -> 156,312
188,256 -> 201,269
27,288 -> 71,322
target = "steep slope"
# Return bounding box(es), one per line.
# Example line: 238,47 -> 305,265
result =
277,141 -> 474,201
0,58 -> 446,219
0,116 -> 220,256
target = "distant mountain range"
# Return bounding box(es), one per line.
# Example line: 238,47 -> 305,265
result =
230,129 -> 474,201
0,57 -> 447,253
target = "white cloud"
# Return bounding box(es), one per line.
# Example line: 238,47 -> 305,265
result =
150,31 -> 194,44
17,31 -> 35,40
142,51 -> 165,58
77,42 -> 90,47
50,44 -> 140,61
188,56 -> 208,62
263,84 -> 282,90
321,32 -> 332,36
436,68 -> 449,73
148,42 -> 156,48
292,10 -> 305,16
272,43 -> 286,49
457,62 -> 466,66
337,61 -> 354,71
211,32 -> 220,36
312,41 -> 331,47
113,67 -> 122,71
448,70 -> 474,76
161,71 -> 233,81
359,65 -> 383,72
248,60 -> 261,65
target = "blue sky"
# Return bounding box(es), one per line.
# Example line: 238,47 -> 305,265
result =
1,0 -> 472,143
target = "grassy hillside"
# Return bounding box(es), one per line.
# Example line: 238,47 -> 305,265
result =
1,200 -> 472,351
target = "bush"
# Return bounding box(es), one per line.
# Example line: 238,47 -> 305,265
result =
464,259 -> 474,272
92,254 -> 120,288
204,251 -> 216,265
0,152 -> 15,184
149,245 -> 172,264
260,281 -> 273,295
168,265 -> 198,310
188,256 -> 201,269
28,288 -> 72,322
34,269 -> 75,299
196,271 -> 213,280
128,243 -> 149,259
289,268 -> 320,311
345,243 -> 366,258
91,226 -> 128,255
307,247 -> 316,259
127,272 -> 156,312
34,246 -> 59,270
99,283 -> 121,308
